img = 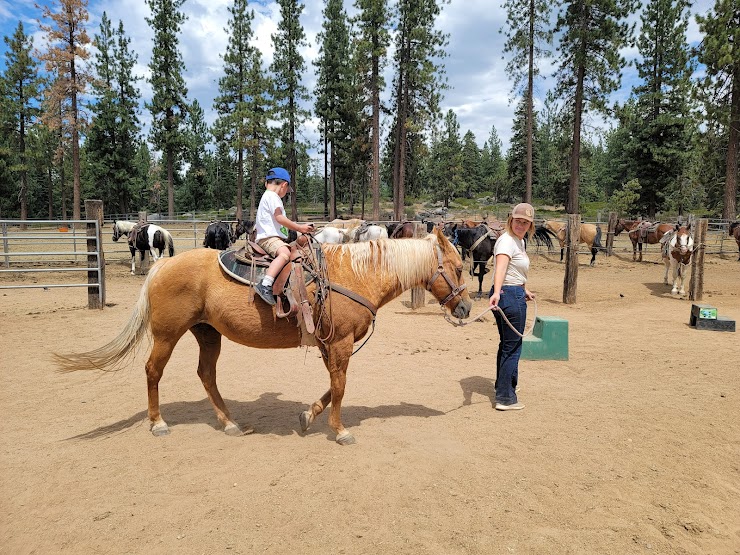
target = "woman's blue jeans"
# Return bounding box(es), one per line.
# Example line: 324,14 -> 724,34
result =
492,285 -> 526,405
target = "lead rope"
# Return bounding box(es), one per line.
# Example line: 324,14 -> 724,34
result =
442,298 -> 538,338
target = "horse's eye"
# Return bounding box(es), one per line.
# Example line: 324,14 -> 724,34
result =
455,266 -> 463,276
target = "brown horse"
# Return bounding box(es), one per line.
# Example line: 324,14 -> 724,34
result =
621,221 -> 675,262
729,222 -> 740,261
541,220 -> 604,266
54,228 -> 471,445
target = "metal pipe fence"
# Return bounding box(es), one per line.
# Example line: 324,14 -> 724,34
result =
0,220 -> 103,306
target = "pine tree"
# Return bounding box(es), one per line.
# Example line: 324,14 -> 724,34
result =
214,0 -> 271,219
390,0 -> 449,220
145,0 -> 189,218
37,0 -> 93,221
2,22 -> 42,222
314,0 -> 352,219
181,99 -> 210,211
270,0 -> 310,220
696,0 -> 740,219
553,0 -> 635,213
460,130 -> 482,199
626,0 -> 695,217
507,98 -> 539,203
353,0 -> 391,219
502,0 -> 553,203
481,125 -> 507,202
87,14 -> 142,216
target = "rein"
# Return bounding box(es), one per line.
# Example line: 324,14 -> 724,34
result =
443,298 -> 538,338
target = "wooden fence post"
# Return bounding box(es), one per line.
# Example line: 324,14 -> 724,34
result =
410,222 -> 427,308
606,212 -> 617,256
689,218 -> 707,302
563,214 -> 580,304
85,200 -> 106,309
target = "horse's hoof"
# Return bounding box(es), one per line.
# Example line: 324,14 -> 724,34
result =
336,431 -> 356,445
299,410 -> 313,432
225,423 -> 253,436
151,423 -> 170,436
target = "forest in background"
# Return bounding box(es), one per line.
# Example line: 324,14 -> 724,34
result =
0,0 -> 738,223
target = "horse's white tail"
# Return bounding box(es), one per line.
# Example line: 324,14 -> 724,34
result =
163,229 -> 175,257
54,263 -> 162,373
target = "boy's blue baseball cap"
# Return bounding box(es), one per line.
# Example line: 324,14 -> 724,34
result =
266,167 -> 292,189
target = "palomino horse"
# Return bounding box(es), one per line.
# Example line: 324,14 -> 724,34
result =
615,219 -> 675,262
661,224 -> 693,295
112,220 -> 175,275
55,228 -> 471,445
541,220 -> 604,266
729,221 -> 740,261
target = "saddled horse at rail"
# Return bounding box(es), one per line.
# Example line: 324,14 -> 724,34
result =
452,225 -> 499,298
312,226 -> 348,244
615,219 -> 675,262
387,221 -> 416,238
541,220 -> 604,266
661,224 -> 693,296
203,219 -> 253,250
729,221 -> 740,261
112,220 -> 175,275
54,228 -> 471,445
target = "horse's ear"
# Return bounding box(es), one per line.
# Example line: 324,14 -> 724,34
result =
674,223 -> 680,230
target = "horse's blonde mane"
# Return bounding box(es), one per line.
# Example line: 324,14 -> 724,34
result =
323,236 -> 438,290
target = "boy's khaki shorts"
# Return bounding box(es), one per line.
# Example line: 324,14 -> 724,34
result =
257,236 -> 289,257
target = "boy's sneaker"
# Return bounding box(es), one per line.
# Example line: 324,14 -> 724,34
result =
495,402 -> 525,411
255,282 -> 276,305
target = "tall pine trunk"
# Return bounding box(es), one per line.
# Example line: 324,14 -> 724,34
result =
724,65 -> 739,220
568,63 -> 585,214
236,147 -> 244,220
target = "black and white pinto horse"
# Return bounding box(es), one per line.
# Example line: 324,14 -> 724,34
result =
203,219 -> 253,250
660,224 -> 694,296
451,225 -> 499,299
112,220 -> 175,275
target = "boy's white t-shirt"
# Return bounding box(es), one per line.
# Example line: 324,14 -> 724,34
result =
493,231 -> 529,285
255,190 -> 288,240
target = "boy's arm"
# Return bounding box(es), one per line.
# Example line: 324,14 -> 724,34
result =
274,209 -> 314,234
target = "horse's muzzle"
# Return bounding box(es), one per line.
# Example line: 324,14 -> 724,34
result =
452,298 -> 472,319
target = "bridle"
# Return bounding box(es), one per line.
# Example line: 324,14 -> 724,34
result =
427,243 -> 467,308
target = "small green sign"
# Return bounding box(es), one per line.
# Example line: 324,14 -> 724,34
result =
699,307 -> 717,320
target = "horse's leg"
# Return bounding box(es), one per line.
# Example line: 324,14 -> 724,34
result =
320,337 -> 356,445
129,247 -> 136,275
140,250 -> 148,274
631,238 -> 637,261
638,242 -> 643,262
663,255 -> 671,284
477,262 -> 485,299
299,389 -> 332,433
560,246 -> 565,262
589,246 -> 597,266
145,336 -> 179,436
190,323 -> 248,436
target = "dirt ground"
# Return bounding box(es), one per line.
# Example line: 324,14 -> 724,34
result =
1,240 -> 739,555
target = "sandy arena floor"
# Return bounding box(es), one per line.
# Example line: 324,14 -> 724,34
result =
1,240 -> 739,554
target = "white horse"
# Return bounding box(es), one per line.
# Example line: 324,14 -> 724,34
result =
112,220 -> 175,275
313,226 -> 348,244
350,224 -> 388,242
661,224 -> 693,296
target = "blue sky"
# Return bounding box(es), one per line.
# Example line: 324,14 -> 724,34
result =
0,0 -> 715,157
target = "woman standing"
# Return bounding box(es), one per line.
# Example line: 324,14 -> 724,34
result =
488,203 -> 536,411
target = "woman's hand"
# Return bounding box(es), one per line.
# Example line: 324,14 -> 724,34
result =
489,291 -> 501,309
525,288 -> 535,301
